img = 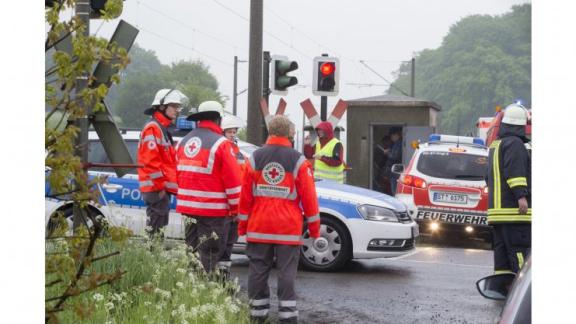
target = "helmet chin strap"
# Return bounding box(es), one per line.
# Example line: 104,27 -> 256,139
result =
157,105 -> 173,120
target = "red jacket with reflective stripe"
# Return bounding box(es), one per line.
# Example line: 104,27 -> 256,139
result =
176,121 -> 242,217
238,136 -> 320,245
137,112 -> 178,194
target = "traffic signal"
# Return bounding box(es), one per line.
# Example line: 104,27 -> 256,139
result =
271,55 -> 298,95
313,56 -> 340,96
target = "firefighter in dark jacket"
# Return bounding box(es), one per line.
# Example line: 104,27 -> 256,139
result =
486,103 -> 531,274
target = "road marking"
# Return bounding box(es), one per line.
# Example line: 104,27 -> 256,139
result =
392,258 -> 492,269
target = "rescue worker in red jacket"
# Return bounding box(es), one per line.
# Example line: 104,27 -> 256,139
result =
238,115 -> 322,324
138,89 -> 187,238
219,114 -> 247,276
176,101 -> 242,274
303,121 -> 345,183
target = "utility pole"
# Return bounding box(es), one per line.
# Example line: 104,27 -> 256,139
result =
246,0 -> 265,145
233,56 -> 247,116
410,57 -> 415,97
73,0 -> 91,233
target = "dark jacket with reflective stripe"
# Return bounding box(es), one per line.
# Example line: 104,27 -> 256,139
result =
238,136 -> 320,245
486,124 -> 532,224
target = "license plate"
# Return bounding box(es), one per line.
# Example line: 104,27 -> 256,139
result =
433,192 -> 468,204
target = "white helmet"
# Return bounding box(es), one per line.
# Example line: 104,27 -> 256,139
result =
221,114 -> 245,130
186,100 -> 224,121
145,89 -> 188,115
502,103 -> 529,126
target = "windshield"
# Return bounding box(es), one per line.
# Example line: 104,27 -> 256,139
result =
416,151 -> 487,180
89,140 -> 139,175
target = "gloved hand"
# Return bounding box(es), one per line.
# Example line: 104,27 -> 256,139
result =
313,237 -> 328,251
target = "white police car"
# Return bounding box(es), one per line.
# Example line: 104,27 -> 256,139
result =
393,134 -> 490,240
46,126 -> 418,271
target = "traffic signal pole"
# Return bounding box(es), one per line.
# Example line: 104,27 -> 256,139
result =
320,53 -> 329,121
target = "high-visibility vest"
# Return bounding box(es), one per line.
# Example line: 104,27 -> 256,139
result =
487,139 -> 532,224
314,138 -> 345,183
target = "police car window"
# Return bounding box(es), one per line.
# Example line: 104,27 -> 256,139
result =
88,140 -> 139,175
417,151 -> 487,180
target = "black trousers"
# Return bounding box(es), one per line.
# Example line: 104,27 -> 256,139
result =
184,215 -> 231,273
492,223 -> 531,273
142,191 -> 170,238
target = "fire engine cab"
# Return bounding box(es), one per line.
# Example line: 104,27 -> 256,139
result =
393,134 -> 490,240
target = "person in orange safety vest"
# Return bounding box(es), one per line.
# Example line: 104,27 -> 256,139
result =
238,115 -> 322,324
175,101 -> 242,274
138,89 -> 187,238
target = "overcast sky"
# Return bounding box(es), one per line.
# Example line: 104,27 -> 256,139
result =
90,0 -> 530,134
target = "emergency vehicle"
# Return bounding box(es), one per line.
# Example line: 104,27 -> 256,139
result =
46,120 -> 419,271
477,106 -> 532,147
393,134 -> 490,240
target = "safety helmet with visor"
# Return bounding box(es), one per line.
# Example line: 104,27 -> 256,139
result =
186,100 -> 224,121
144,89 -> 189,115
502,103 -> 529,126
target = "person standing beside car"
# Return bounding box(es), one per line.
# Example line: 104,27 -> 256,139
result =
219,114 -> 247,278
383,127 -> 403,195
138,89 -> 187,239
303,121 -> 345,183
175,101 -> 242,275
486,103 -> 532,274
238,115 -> 321,323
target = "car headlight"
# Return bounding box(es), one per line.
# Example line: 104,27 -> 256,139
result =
357,205 -> 399,222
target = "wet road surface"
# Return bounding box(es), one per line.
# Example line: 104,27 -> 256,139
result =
231,242 -> 502,324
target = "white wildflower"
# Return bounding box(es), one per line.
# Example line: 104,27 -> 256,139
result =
105,302 -> 114,311
210,231 -> 219,240
176,268 -> 187,274
144,301 -> 152,306
93,293 -> 104,302
176,281 -> 184,288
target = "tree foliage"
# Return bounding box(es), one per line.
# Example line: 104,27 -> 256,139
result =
109,45 -> 223,128
389,4 -> 531,135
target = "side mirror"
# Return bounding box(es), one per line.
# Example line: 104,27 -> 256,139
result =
476,273 -> 516,300
391,164 -> 405,174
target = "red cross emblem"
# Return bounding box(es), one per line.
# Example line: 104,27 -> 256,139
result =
268,168 -> 280,179
184,137 -> 202,158
263,162 -> 285,185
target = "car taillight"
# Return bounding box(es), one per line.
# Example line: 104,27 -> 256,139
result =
402,174 -> 427,189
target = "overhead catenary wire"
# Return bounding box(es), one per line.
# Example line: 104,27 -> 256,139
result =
137,0 -> 247,52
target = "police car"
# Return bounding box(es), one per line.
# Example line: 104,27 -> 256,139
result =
45,125 -> 419,271
393,134 -> 490,240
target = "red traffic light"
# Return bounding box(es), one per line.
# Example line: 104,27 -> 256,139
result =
320,62 -> 335,76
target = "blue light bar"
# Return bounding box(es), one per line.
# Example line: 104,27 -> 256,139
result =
176,116 -> 195,130
473,138 -> 485,146
428,134 -> 441,142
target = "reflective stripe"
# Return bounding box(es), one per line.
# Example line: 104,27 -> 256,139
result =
491,140 -> 502,209
250,309 -> 269,317
166,182 -> 177,189
142,135 -> 157,143
140,180 -> 153,187
279,311 -> 299,319
178,189 -> 227,198
307,214 -> 320,223
226,186 -> 242,195
253,187 -> 296,200
517,252 -> 525,268
279,300 -> 297,307
248,155 -> 256,171
507,177 -> 527,188
250,298 -> 270,306
293,155 -> 306,179
177,137 -> 227,174
246,232 -> 301,242
494,270 -> 515,275
177,200 -> 229,209
238,214 -> 248,221
149,171 -> 163,179
487,215 -> 531,223
228,198 -> 239,205
143,122 -> 171,146
488,208 -> 532,215
218,261 -> 232,268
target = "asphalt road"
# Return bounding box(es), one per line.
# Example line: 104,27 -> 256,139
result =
231,243 -> 502,324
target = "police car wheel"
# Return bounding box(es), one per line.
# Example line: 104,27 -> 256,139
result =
300,216 -> 352,272
46,206 -> 106,238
